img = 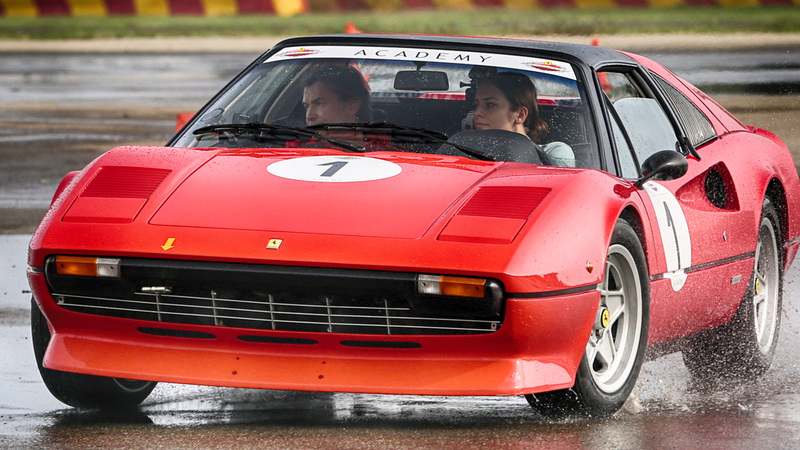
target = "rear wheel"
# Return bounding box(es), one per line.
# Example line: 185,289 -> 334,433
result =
31,298 -> 157,409
683,198 -> 782,382
526,219 -> 650,418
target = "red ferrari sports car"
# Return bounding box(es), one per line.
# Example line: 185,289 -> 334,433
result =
28,34 -> 800,417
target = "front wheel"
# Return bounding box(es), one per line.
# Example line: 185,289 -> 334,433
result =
31,298 -> 157,409
526,219 -> 650,418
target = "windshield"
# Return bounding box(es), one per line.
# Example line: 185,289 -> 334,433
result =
173,44 -> 597,168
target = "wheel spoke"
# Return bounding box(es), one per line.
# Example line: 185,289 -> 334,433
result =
596,332 -> 616,369
586,336 -> 600,366
587,332 -> 615,375
752,290 -> 767,309
606,292 -> 625,325
756,269 -> 768,289
602,262 -> 625,322
753,287 -> 769,337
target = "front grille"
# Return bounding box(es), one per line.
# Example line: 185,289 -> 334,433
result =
47,258 -> 504,336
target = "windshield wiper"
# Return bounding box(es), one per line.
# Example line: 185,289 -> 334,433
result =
192,123 -> 366,153
309,122 -> 448,141
306,122 -> 493,161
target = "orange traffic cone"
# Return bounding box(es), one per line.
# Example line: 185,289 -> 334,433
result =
345,22 -> 363,34
593,37 -> 612,93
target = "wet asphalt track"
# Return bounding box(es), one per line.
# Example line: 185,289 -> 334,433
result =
3,234 -> 800,447
2,44 -> 800,448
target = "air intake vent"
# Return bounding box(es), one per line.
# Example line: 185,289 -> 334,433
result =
47,258 -> 503,336
458,187 -> 550,219
82,166 -> 171,199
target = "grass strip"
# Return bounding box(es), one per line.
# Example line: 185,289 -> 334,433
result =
1,7 -> 799,40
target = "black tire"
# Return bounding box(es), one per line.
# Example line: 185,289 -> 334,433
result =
526,219 -> 650,418
682,198 -> 783,383
31,298 -> 157,409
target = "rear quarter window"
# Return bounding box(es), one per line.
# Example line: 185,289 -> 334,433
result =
651,72 -> 718,148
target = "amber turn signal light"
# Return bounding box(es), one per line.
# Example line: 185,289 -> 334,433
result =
55,256 -> 121,278
417,274 -> 487,298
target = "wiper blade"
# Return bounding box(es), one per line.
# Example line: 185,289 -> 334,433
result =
192,123 -> 365,153
309,122 -> 448,141
307,122 -> 493,161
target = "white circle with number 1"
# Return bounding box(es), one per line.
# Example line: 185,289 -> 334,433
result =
268,155 -> 402,182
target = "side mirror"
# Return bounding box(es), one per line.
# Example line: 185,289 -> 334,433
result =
634,150 -> 688,189
394,70 -> 449,91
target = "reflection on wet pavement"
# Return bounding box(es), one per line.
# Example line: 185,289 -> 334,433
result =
2,234 -> 800,447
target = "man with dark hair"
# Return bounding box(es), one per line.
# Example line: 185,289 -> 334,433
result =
302,65 -> 372,125
290,65 -> 401,152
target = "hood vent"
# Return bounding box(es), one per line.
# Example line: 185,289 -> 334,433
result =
458,186 -> 550,219
63,166 -> 172,223
82,166 -> 171,199
438,186 -> 551,244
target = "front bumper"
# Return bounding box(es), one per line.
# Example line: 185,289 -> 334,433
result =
29,262 -> 599,396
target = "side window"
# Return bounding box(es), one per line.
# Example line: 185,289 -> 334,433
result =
610,113 -> 639,178
599,71 -> 680,175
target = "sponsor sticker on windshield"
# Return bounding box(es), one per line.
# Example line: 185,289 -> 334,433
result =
269,46 -> 576,80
